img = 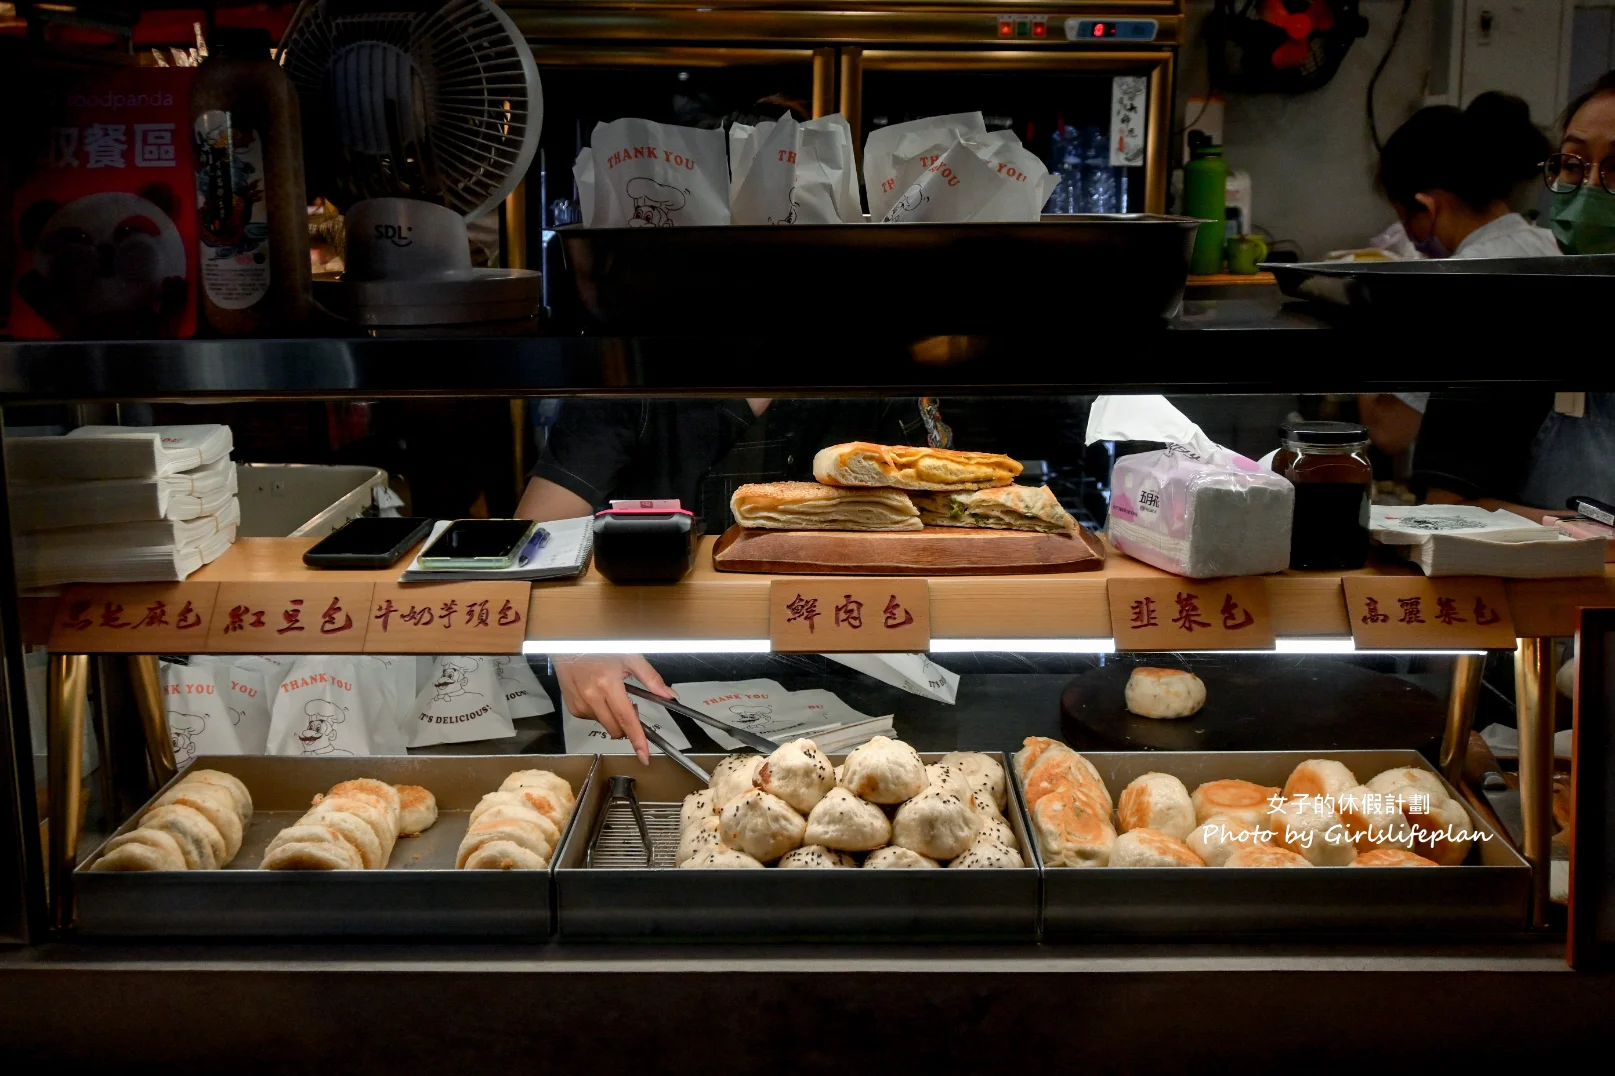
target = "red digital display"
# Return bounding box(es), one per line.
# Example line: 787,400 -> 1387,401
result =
999,19 -> 1012,35
1093,22 -> 1106,36
1033,21 -> 1046,37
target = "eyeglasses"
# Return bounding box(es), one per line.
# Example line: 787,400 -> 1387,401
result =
1543,152 -> 1615,194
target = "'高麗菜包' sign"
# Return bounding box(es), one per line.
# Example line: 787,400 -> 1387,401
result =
1343,577 -> 1515,650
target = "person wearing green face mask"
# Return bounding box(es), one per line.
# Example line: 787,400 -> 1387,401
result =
1548,70 -> 1615,254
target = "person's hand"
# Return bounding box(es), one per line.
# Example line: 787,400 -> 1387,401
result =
554,655 -> 674,764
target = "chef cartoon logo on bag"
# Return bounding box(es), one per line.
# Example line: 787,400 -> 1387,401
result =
168,710 -> 207,763
297,699 -> 351,755
729,702 -> 774,726
625,177 -> 687,227
883,183 -> 929,222
432,657 -> 484,704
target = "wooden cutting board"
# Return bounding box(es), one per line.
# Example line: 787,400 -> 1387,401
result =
711,524 -> 1106,575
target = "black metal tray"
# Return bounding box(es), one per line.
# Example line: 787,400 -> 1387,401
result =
557,215 -> 1198,333
1266,253 -> 1615,313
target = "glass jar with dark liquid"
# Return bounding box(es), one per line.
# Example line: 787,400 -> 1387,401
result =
1276,421 -> 1372,570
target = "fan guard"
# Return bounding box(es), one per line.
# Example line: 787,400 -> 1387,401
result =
282,0 -> 541,220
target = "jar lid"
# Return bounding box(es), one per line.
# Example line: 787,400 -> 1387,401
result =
1281,420 -> 1368,445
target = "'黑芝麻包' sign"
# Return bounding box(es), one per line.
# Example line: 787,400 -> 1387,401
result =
1343,577 -> 1516,650
769,579 -> 929,652
49,583 -> 219,651
1107,577 -> 1275,650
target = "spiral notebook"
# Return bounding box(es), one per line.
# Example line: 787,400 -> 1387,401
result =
398,517 -> 594,582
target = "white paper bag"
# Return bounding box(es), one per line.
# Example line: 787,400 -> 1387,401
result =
669,679 -> 892,750
586,118 -> 730,228
161,659 -> 245,761
883,132 -> 1057,224
863,112 -> 986,221
573,147 -> 597,226
266,655 -> 382,757
492,655 -> 555,719
729,113 -> 860,225
408,655 -> 516,747
355,656 -> 411,755
188,655 -> 272,754
825,653 -> 960,704
561,679 -> 685,754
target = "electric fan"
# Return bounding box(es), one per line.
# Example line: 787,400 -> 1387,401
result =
1210,0 -> 1370,95
280,0 -> 543,325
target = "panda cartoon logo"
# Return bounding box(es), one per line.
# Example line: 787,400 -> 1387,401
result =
15,186 -> 190,338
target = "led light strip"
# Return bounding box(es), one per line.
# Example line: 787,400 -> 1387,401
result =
526,637 -> 1484,656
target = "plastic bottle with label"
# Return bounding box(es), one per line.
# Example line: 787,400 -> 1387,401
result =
191,28 -> 310,335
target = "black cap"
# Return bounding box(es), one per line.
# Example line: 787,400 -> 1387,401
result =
1281,420 -> 1369,445
207,27 -> 274,61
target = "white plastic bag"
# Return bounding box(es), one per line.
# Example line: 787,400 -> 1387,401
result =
266,655 -> 383,757
585,118 -> 730,228
492,655 -> 555,719
408,655 -> 516,747
729,113 -> 860,225
863,112 -> 986,221
162,658 -> 246,760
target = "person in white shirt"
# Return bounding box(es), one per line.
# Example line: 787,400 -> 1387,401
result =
1377,91 -> 1560,261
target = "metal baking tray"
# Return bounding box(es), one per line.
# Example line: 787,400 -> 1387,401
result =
74,754 -> 597,938
555,752 -> 1039,940
1266,253 -> 1615,313
556,215 -> 1198,334
1026,750 -> 1530,938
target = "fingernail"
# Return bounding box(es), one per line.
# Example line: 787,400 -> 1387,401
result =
637,748 -> 650,765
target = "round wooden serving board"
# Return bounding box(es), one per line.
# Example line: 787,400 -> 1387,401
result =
711,524 -> 1106,575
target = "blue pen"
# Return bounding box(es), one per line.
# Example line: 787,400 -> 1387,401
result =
515,528 -> 549,567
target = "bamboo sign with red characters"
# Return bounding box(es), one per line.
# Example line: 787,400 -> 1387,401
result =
1343,577 -> 1516,650
1107,577 -> 1275,651
204,583 -> 376,652
769,579 -> 930,653
363,583 -> 531,654
49,584 -> 220,652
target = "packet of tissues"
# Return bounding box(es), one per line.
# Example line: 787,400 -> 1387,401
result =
729,113 -> 861,224
575,117 -> 731,228
1088,395 -> 1295,578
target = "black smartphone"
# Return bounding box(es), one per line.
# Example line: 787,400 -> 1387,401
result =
417,518 -> 539,570
303,516 -> 434,569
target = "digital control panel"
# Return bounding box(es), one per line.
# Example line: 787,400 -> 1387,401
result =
996,15 -> 1049,38
1065,18 -> 1159,42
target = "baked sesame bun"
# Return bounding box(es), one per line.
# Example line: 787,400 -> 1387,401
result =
1191,779 -> 1280,828
1350,848 -> 1438,867
1012,736 -> 1065,783
463,840 -> 548,870
394,784 -> 438,836
1225,844 -> 1312,868
1108,828 -> 1205,868
179,769 -> 252,824
139,803 -> 222,870
1335,785 -> 1414,853
469,792 -> 561,847
91,829 -> 187,871
1116,772 -> 1196,841
1123,667 -> 1207,720
1270,797 -> 1357,866
1022,750 -> 1112,814
1187,815 -> 1271,867
1365,767 -> 1448,801
150,782 -> 243,862
1281,759 -> 1359,803
1033,786 -> 1117,867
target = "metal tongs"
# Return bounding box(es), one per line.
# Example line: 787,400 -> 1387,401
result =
585,774 -> 655,867
623,683 -> 782,754
638,722 -> 711,785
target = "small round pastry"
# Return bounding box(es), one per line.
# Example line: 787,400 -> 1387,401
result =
891,788 -> 981,861
498,786 -> 569,832
99,828 -> 188,871
940,751 -> 1006,813
1186,815 -> 1270,867
1225,844 -> 1312,868
804,787 -> 892,852
1351,848 -> 1438,867
301,803 -> 387,869
1116,772 -> 1196,841
1365,767 -> 1448,801
949,838 -> 1024,869
499,769 -> 576,813
1281,759 -> 1359,803
462,839 -> 547,870
1270,797 -> 1357,866
1395,788 -> 1473,866
1191,779 -> 1280,828
1124,667 -> 1207,719
720,789 -> 807,863
1335,785 -> 1414,852
863,846 -> 940,869
179,769 -> 252,824
679,788 -> 719,833
90,843 -> 175,871
1033,787 -> 1117,868
468,795 -> 561,848
839,735 -> 927,804
262,839 -> 363,871
394,784 -> 438,837
977,813 -> 1018,851
313,794 -> 397,858
756,738 -> 836,814
1108,828 -> 1205,868
778,844 -> 859,869
1022,751 -> 1112,814
150,782 -> 243,861
263,824 -> 363,870
708,754 -> 766,809
139,804 -> 222,870
456,817 -> 554,869
675,816 -> 724,867
325,778 -> 402,819
680,846 -> 765,870
924,762 -> 975,803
